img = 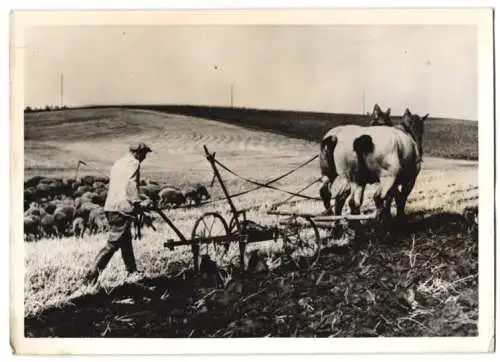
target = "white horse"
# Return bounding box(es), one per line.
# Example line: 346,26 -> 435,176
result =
319,108 -> 428,220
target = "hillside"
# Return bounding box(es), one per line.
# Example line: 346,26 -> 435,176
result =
23,107 -> 317,187
25,105 -> 479,161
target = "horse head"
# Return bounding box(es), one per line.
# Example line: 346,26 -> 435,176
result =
401,108 -> 429,158
369,103 -> 393,126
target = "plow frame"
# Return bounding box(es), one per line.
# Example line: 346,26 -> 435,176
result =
160,144 -> 376,273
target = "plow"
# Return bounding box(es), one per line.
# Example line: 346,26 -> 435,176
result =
155,145 -> 377,272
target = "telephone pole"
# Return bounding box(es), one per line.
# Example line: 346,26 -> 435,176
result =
362,91 -> 365,115
60,74 -> 64,108
230,83 -> 234,108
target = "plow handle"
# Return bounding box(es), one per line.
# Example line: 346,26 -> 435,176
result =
153,207 -> 187,243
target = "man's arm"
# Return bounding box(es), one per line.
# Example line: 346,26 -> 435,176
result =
128,166 -> 142,206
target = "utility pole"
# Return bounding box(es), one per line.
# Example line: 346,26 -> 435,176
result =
60,74 -> 64,108
362,91 -> 365,115
230,83 -> 234,108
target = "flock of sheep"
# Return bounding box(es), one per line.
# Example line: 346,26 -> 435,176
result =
23,174 -> 211,241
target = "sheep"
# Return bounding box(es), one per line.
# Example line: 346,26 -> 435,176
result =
195,183 -> 211,201
40,214 -> 60,238
73,185 -> 93,198
182,184 -> 211,207
140,184 -> 161,208
183,187 -> 201,207
62,178 -> 76,190
44,202 -> 58,215
24,187 -> 38,208
22,174 -> 114,240
91,192 -> 107,206
74,197 -> 83,210
25,176 -> 44,188
92,175 -> 110,184
75,201 -> 101,226
53,205 -> 76,233
72,217 -> 86,238
92,181 -> 106,190
24,203 -> 46,218
80,175 -> 95,186
24,215 -> 41,241
35,183 -> 50,199
88,207 -> 109,234
46,180 -> 65,197
158,187 -> 186,209
80,191 -> 100,205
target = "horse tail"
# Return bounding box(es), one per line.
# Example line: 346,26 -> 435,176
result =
319,134 -> 338,179
353,135 -> 374,182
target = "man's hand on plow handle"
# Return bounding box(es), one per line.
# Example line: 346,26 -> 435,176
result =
133,198 -> 155,240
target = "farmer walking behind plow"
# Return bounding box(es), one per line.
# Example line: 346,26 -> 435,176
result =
84,143 -> 153,286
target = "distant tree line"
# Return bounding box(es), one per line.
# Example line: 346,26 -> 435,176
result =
24,105 -> 69,113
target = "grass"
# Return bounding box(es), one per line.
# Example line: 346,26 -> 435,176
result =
22,107 -> 478,337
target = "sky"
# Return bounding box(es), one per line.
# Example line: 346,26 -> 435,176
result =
24,24 -> 478,120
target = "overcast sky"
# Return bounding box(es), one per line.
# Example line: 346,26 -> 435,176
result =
24,24 -> 477,120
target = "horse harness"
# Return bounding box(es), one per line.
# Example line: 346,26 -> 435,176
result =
394,123 -> 423,165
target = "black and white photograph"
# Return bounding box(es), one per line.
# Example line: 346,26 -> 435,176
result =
9,7 -> 495,355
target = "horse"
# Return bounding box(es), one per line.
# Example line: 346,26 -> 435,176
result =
367,103 -> 393,126
319,108 -> 428,220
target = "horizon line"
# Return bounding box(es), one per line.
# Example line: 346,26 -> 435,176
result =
22,103 -> 477,122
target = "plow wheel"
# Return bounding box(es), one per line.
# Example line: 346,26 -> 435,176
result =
277,216 -> 321,270
191,212 -> 231,270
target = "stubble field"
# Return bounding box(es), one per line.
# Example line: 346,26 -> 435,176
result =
22,107 -> 479,337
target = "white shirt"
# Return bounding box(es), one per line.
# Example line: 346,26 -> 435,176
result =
104,153 -> 142,213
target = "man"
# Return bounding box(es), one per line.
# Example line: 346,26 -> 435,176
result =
84,142 -> 153,286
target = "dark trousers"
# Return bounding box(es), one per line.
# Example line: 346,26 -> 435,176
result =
88,211 -> 137,281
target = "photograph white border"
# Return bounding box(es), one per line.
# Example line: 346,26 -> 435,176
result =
8,5 -> 495,356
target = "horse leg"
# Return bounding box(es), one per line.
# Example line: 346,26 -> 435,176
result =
319,134 -> 338,215
347,183 -> 367,247
371,177 -> 398,244
333,180 -> 350,216
323,180 -> 350,239
348,183 -> 365,215
396,175 -> 417,219
319,177 -> 333,215
394,186 -> 405,219
373,176 -> 397,220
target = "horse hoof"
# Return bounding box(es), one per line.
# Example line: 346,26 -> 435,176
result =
374,212 -> 390,225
